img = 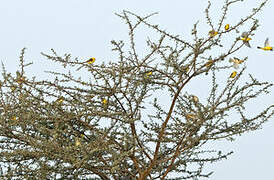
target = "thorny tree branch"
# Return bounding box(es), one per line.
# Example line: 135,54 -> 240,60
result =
0,0 -> 272,179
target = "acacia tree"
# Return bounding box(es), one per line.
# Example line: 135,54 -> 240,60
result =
0,0 -> 273,179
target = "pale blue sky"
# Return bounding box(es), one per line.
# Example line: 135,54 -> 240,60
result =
0,0 -> 273,179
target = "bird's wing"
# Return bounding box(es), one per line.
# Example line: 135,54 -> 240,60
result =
243,41 -> 251,48
264,38 -> 270,47
241,32 -> 248,37
233,63 -> 239,69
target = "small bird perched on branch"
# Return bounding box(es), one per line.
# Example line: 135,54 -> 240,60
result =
56,96 -> 64,104
224,24 -> 229,31
76,57 -> 96,71
86,57 -> 96,64
230,71 -> 237,78
209,30 -> 218,37
229,57 -> 244,69
240,32 -> 251,48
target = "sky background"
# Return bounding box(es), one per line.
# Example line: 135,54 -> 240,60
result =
0,0 -> 273,179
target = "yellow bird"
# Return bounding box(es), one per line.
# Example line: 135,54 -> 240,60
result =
257,38 -> 273,51
181,66 -> 190,73
102,98 -> 107,105
230,71 -> 237,78
209,30 -> 218,37
56,96 -> 64,104
205,60 -> 214,67
240,32 -> 251,48
146,71 -> 152,76
224,24 -> 229,31
86,57 -> 96,64
144,71 -> 152,79
229,57 -> 244,69
76,57 -> 96,71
